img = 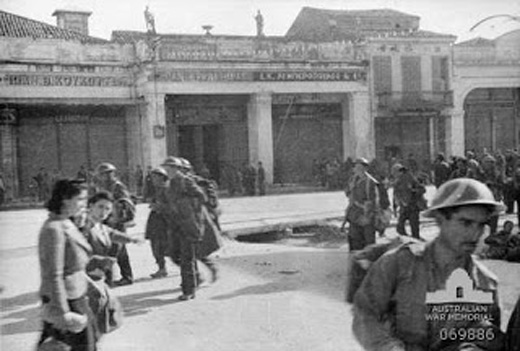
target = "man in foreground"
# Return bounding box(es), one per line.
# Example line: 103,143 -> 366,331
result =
353,178 -> 505,351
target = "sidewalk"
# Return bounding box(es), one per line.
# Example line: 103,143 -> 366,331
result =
0,186 -> 439,252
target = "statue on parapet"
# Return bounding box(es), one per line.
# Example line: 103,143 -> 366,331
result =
254,10 -> 264,37
144,6 -> 156,34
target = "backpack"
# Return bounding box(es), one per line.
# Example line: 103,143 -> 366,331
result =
345,236 -> 419,303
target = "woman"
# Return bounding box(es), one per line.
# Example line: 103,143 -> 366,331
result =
38,179 -> 97,351
83,191 -> 141,285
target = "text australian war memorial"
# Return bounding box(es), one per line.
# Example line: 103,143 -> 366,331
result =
0,7 -> 519,199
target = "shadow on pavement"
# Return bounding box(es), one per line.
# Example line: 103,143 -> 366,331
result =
118,287 -> 182,317
1,305 -> 41,335
0,291 -> 39,312
214,249 -> 349,302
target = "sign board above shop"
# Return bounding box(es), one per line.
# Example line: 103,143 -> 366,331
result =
157,39 -> 367,62
153,69 -> 367,82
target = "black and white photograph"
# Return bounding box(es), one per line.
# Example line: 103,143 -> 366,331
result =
1,0 -> 520,350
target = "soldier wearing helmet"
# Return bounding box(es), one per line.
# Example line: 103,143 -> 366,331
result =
341,157 -> 379,250
145,166 -> 175,279
94,162 -> 136,286
353,178 -> 506,351
161,156 -> 208,301
480,154 -> 504,235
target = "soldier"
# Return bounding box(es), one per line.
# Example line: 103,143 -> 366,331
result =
161,156 -> 207,300
481,154 -> 504,235
145,166 -> 176,279
432,153 -> 451,188
353,178 -> 506,351
343,158 -> 379,250
95,162 -> 136,286
393,165 -> 426,240
178,158 -> 222,283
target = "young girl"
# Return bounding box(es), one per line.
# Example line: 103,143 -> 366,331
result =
83,191 -> 141,285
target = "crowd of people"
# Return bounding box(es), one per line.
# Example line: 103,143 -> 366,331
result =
36,156 -> 224,350
29,148 -> 520,351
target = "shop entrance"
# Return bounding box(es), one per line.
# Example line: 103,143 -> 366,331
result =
178,124 -> 221,182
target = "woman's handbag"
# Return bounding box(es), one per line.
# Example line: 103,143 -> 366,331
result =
87,277 -> 123,334
37,337 -> 71,351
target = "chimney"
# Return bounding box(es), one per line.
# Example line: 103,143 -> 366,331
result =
52,9 -> 92,36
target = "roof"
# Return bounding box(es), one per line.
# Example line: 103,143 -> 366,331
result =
300,7 -> 420,19
455,37 -> 495,47
286,7 -> 441,42
0,10 -> 107,44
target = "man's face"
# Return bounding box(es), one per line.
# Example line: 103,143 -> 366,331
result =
354,163 -> 365,175
99,171 -> 115,183
163,165 -> 180,178
438,205 -> 491,255
151,173 -> 167,186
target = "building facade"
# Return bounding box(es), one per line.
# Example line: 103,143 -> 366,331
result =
1,7 -> 519,200
453,30 -> 520,155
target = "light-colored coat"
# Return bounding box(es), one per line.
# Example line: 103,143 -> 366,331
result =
39,215 -> 92,316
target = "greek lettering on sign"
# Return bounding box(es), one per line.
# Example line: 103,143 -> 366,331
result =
0,74 -> 131,87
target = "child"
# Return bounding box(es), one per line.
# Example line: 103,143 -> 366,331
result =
483,220 -> 514,259
83,191 -> 142,285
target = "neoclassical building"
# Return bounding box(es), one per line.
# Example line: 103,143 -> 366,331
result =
0,7 -> 519,199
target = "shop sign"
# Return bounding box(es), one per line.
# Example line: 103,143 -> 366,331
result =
0,74 -> 131,87
255,70 -> 366,82
153,69 -> 366,82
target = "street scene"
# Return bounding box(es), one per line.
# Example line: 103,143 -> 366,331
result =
1,0 -> 520,350
1,190 -> 520,351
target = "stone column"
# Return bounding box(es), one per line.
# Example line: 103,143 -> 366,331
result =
341,96 -> 353,159
142,93 -> 167,167
125,104 -> 144,169
0,108 -> 19,199
247,92 -> 273,183
347,91 -> 374,159
446,109 -> 465,157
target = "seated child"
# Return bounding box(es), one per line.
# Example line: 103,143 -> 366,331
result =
483,220 -> 513,259
506,230 -> 520,263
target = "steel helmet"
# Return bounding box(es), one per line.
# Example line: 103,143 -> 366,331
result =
179,158 -> 193,170
161,156 -> 182,168
96,162 -> 117,174
355,157 -> 370,167
422,178 -> 505,218
151,166 -> 168,178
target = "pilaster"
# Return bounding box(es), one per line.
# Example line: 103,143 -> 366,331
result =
348,91 -> 374,159
0,108 -> 18,199
142,93 -> 167,167
247,92 -> 273,183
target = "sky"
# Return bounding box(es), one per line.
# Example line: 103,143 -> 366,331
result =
1,0 -> 520,43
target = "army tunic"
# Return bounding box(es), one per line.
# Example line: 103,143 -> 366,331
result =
353,240 -> 504,351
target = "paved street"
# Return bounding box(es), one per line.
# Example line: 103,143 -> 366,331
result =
1,190 -> 520,351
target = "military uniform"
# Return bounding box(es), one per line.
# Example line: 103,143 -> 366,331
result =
145,179 -> 177,276
353,241 -> 504,351
394,169 -> 425,239
346,171 -> 378,250
166,171 -> 207,297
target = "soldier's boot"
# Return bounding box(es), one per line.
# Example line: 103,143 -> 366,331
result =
150,267 -> 168,279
